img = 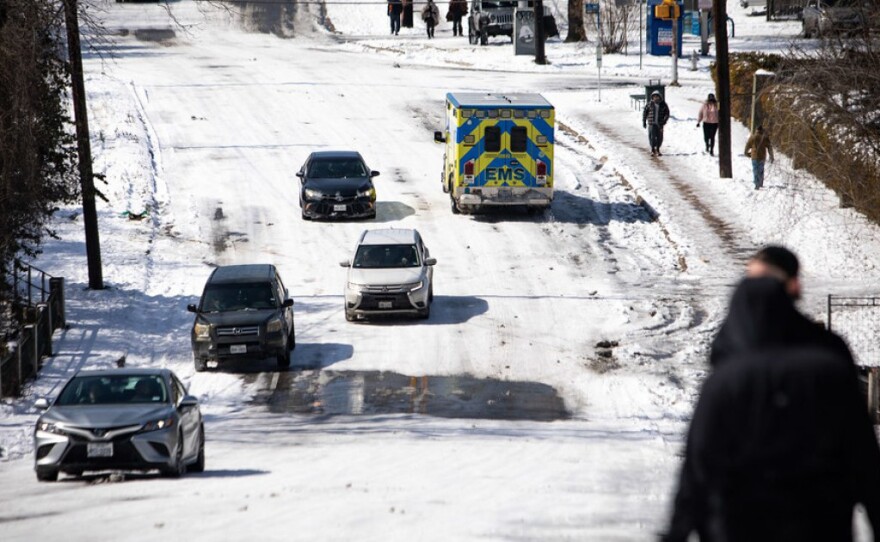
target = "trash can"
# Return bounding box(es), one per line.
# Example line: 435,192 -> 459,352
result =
645,79 -> 665,101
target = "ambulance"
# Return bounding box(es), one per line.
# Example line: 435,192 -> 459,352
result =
433,92 -> 554,214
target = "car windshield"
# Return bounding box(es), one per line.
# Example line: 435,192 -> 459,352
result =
56,375 -> 169,406
201,282 -> 277,312
353,244 -> 420,268
480,0 -> 517,8
308,158 -> 368,179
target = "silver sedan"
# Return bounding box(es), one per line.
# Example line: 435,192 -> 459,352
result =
34,368 -> 204,481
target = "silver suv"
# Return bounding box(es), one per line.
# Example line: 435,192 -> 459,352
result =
340,229 -> 437,321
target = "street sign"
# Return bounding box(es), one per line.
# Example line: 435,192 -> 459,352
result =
585,2 -> 600,13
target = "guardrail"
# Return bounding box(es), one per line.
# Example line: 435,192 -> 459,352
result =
0,261 -> 65,397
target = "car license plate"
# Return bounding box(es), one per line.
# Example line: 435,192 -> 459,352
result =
230,344 -> 247,354
333,204 -> 347,212
379,301 -> 393,309
87,442 -> 113,458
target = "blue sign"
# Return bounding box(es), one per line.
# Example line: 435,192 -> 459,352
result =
585,2 -> 600,13
646,0 -> 683,56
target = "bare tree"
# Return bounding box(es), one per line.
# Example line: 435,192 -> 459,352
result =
597,0 -> 638,53
566,0 -> 587,42
766,33 -> 880,219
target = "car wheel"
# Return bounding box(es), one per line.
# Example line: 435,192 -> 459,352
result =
345,309 -> 356,322
428,283 -> 434,303
450,194 -> 460,214
188,425 -> 205,474
36,468 -> 58,482
288,327 -> 296,351
162,436 -> 186,478
417,304 -> 431,320
277,349 -> 291,369
194,355 -> 207,372
366,211 -> 377,220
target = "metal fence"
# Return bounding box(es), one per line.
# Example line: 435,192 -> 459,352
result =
827,295 -> 880,423
0,261 -> 65,397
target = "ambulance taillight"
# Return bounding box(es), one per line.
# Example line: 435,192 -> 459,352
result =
464,159 -> 475,185
536,160 -> 547,185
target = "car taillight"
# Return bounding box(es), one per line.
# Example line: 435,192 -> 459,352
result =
537,160 -> 547,176
464,160 -> 474,176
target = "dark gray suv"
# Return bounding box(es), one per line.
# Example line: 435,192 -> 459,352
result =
188,264 -> 295,371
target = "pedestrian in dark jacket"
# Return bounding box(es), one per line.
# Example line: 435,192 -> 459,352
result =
388,0 -> 402,35
643,90 -> 670,156
710,246 -> 854,367
744,124 -> 774,189
663,277 -> 880,542
696,93 -> 719,156
421,0 -> 440,38
663,343 -> 880,542
448,0 -> 467,36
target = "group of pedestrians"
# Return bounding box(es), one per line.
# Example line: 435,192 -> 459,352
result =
388,0 -> 467,38
641,92 -> 774,189
661,245 -> 880,541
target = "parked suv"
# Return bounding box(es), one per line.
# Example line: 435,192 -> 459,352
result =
468,0 -> 557,45
188,264 -> 295,371
802,0 -> 871,37
340,229 -> 437,321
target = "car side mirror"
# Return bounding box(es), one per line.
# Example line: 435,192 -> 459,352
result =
425,258 -> 437,266
340,260 -> 351,268
283,298 -> 294,307
179,395 -> 199,409
187,304 -> 199,313
434,131 -> 446,143
370,170 -> 380,178
34,398 -> 50,410
296,171 -> 303,178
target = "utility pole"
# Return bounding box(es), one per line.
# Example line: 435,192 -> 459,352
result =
63,0 -> 103,289
670,7 -> 679,85
714,0 -> 732,178
534,0 -> 546,65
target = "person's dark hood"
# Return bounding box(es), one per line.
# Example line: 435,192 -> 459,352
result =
709,277 -> 805,367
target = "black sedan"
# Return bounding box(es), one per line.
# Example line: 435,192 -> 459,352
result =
297,150 -> 378,220
33,368 -> 204,481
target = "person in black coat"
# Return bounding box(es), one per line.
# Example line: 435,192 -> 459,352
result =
642,90 -> 670,157
663,278 -> 880,542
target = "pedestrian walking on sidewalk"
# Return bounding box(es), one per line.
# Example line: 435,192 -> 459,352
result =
388,0 -> 402,35
662,276 -> 880,542
422,0 -> 440,38
744,124 -> 774,189
642,90 -> 670,157
448,0 -> 467,36
696,93 -> 719,156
